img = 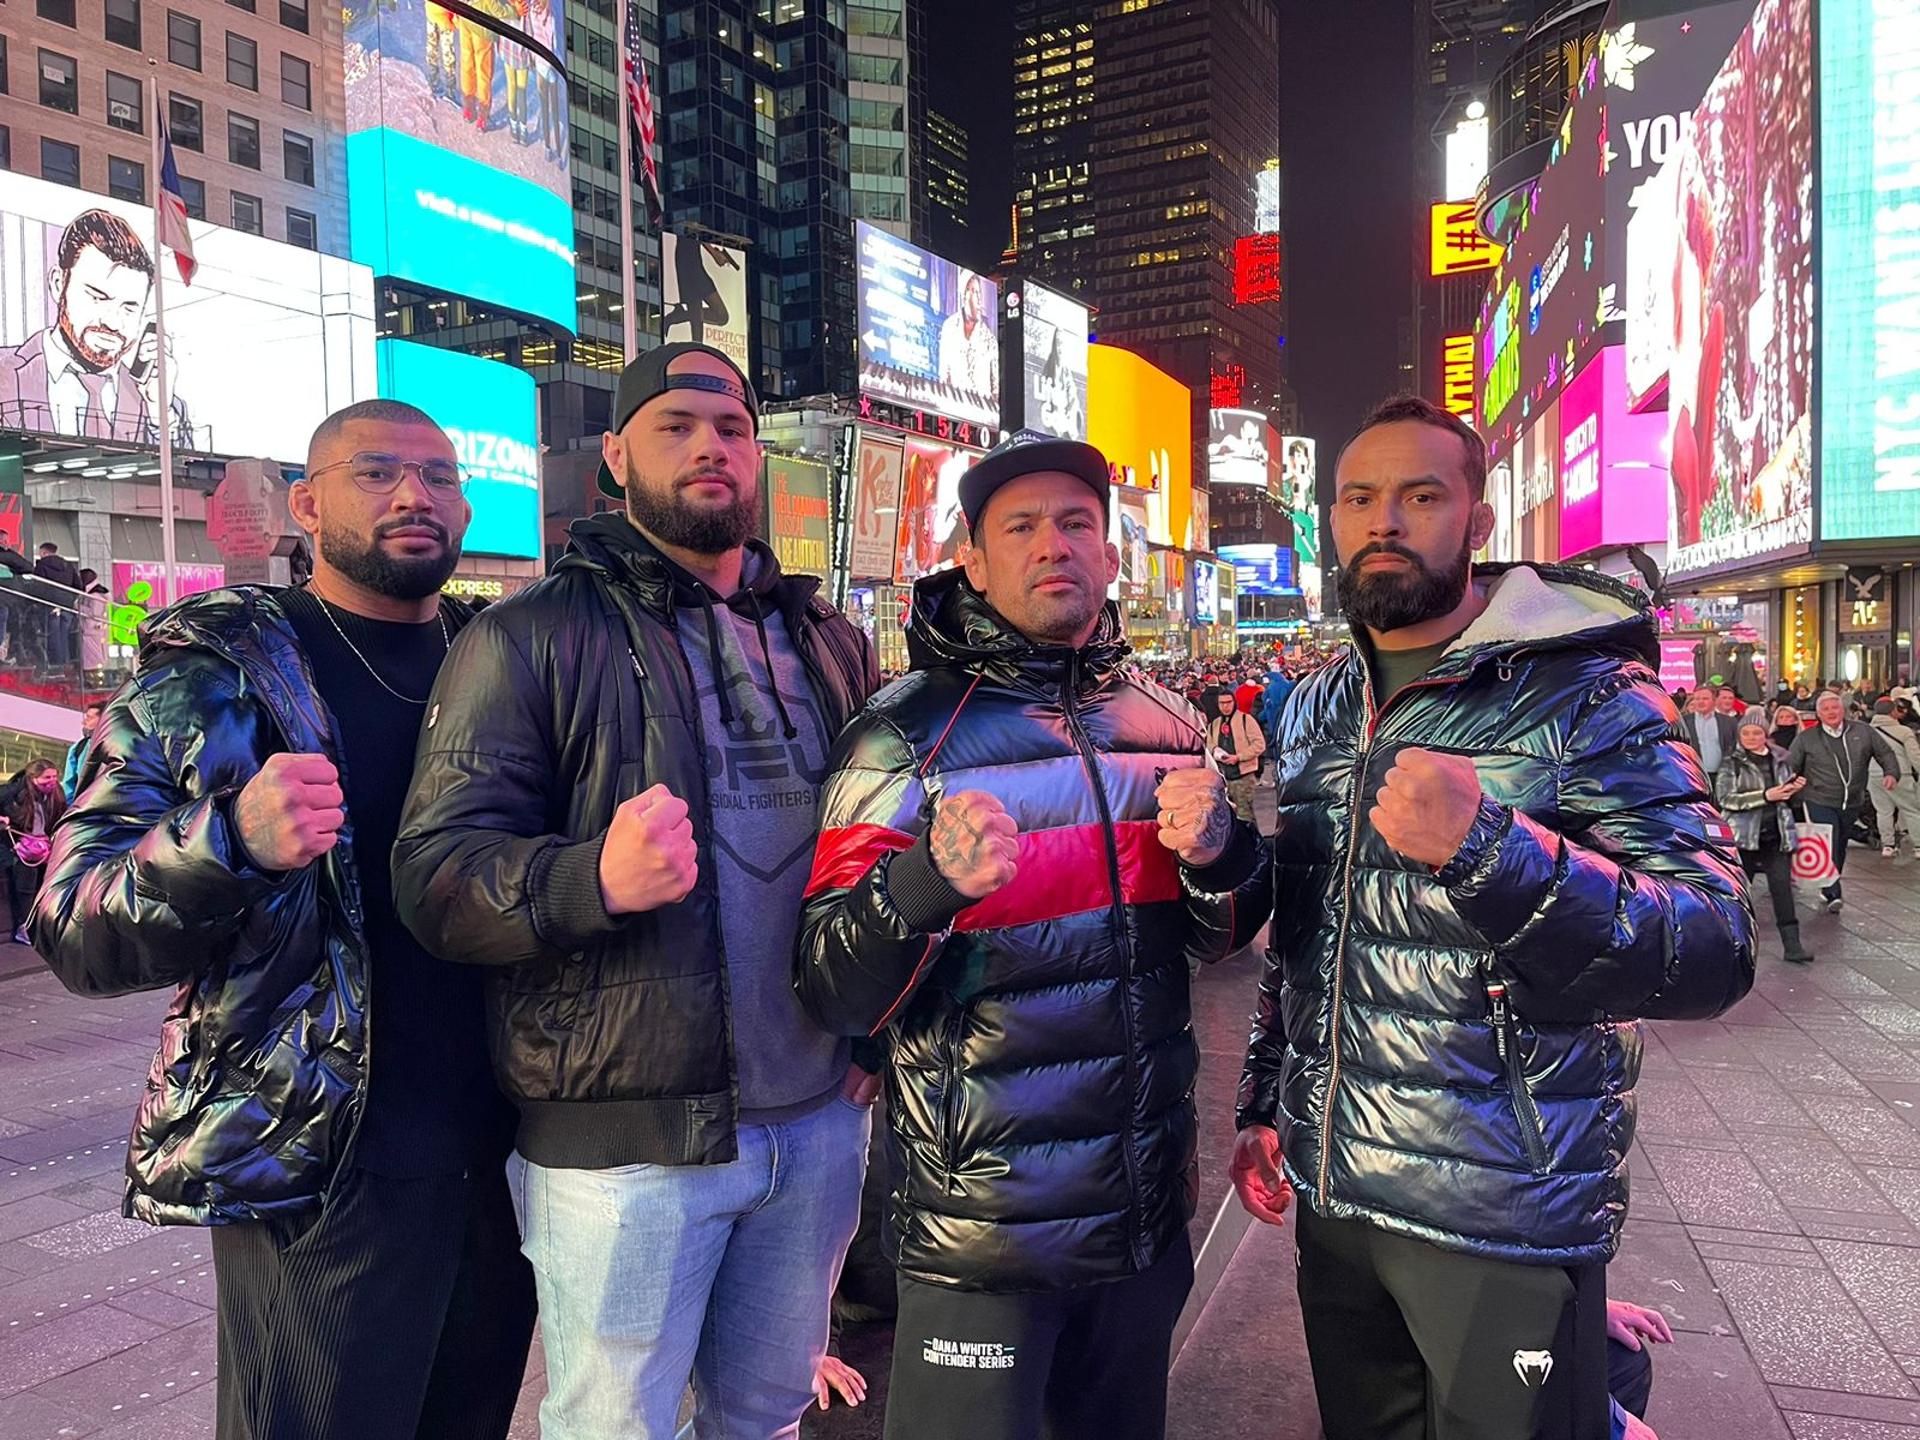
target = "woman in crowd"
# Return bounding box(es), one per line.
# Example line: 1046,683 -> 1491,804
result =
1,759 -> 65,945
1715,719 -> 1814,964
1769,704 -> 1804,752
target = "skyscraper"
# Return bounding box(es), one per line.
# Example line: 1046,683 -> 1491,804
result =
1010,0 -> 1096,301
926,107 -> 969,255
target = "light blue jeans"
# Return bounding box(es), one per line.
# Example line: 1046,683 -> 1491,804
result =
508,1094 -> 871,1440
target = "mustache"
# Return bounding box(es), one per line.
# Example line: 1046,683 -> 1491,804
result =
375,518 -> 449,543
1348,542 -> 1426,568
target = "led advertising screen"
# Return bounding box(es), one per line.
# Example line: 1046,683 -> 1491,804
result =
856,222 -> 999,429
1006,280 -> 1089,441
1188,487 -> 1211,553
1818,0 -> 1920,543
346,0 -> 575,330
0,172 -> 377,460
1661,0 -> 1814,577
847,429 -> 904,581
1208,409 -> 1269,487
1279,435 -> 1321,612
1087,343 -> 1193,556
1192,559 -> 1219,625
375,338 -> 540,558
1430,202 -> 1502,277
1220,543 -> 1298,596
765,455 -> 831,578
1516,400 -> 1560,564
1116,488 -> 1152,594
894,435 -> 973,584
662,233 -> 749,371
1557,346 -> 1669,560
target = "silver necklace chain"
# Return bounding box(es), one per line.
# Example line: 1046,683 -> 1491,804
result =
315,594 -> 449,706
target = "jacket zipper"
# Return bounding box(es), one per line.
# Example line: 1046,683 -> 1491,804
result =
1486,980 -> 1551,1174
1062,656 -> 1146,1263
938,1002 -> 968,1192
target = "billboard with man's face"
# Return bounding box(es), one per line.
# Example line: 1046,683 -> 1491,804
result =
0,172 -> 377,461
1208,409 -> 1269,488
855,222 -> 999,429
1008,279 -> 1088,441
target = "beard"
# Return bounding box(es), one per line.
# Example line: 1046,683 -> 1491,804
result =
319,517 -> 458,600
624,456 -> 756,555
57,306 -> 128,372
1336,535 -> 1472,634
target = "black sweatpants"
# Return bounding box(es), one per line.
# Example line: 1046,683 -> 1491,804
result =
883,1231 -> 1193,1440
1295,1205 -> 1609,1440
212,1163 -> 536,1440
1740,844 -> 1799,930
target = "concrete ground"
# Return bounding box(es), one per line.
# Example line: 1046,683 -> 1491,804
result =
4,842 -> 1920,1438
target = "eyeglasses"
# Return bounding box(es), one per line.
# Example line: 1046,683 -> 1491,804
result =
307,452 -> 466,495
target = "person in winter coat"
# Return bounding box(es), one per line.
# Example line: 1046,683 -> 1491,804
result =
1868,699 -> 1920,858
393,345 -> 880,1440
1787,691 -> 1901,912
793,433 -> 1256,1440
30,400 -> 536,1440
1715,719 -> 1815,963
1224,396 -> 1754,1440
1208,685 -> 1268,821
1258,665 -> 1296,739
2,759 -> 65,944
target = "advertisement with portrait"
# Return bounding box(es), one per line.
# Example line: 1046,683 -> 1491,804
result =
0,172 -> 377,461
1208,409 -> 1269,488
1116,488 -> 1153,595
662,233 -> 749,371
1660,0 -> 1813,578
1556,346 -> 1669,560
1188,487 -> 1211,554
1278,434 -> 1321,612
894,435 -> 972,585
856,222 -> 999,429
345,0 -> 575,330
1818,0 -> 1920,544
1007,280 -> 1088,442
375,338 -> 540,558
764,455 -> 832,579
847,429 -> 905,582
1516,399 -> 1560,565
1192,558 -> 1219,625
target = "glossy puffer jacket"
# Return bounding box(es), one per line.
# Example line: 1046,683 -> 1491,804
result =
795,568 -> 1256,1293
1238,564 -> 1755,1266
32,589 -> 391,1226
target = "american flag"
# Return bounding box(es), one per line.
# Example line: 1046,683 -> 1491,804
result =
155,94 -> 197,285
622,9 -> 662,218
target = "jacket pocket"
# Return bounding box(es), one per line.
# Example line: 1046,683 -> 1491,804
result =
1486,979 -> 1551,1175
938,1002 -> 968,1191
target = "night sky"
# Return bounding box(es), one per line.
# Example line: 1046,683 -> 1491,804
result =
929,0 -> 1418,449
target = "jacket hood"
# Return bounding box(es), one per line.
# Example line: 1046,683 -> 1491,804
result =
1439,563 -> 1656,669
559,512 -> 816,616
905,564 -> 1128,690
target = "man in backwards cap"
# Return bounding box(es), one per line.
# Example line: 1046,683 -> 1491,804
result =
394,343 -> 881,1438
794,431 -> 1260,1440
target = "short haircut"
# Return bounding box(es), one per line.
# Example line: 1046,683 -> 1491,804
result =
1337,393 -> 1488,499
306,399 -> 445,469
58,209 -> 153,279
82,701 -> 104,714
39,542 -> 57,553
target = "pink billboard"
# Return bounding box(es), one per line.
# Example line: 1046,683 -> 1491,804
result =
1557,346 -> 1668,561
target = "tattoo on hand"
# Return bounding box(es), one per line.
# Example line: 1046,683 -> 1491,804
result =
1197,793 -> 1232,853
931,811 -> 985,877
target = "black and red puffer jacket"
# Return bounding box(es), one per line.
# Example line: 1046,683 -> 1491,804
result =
794,567 -> 1255,1293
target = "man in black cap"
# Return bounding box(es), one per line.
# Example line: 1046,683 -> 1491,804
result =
393,342 -> 881,1438
794,431 -> 1258,1440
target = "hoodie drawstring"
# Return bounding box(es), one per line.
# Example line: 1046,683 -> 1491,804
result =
752,594 -> 799,740
698,589 -> 735,727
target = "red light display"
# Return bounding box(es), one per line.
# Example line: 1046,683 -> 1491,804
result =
1233,234 -> 1282,305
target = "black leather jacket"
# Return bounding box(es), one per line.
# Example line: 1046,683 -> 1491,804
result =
795,569 -> 1256,1293
1237,564 -> 1754,1266
393,516 -> 877,1171
33,588 -> 412,1225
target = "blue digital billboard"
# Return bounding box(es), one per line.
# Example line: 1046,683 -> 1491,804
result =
346,0 -> 575,331
1219,543 -> 1298,596
375,339 -> 541,558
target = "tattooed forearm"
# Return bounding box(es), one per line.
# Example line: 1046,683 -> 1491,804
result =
1193,790 -> 1233,856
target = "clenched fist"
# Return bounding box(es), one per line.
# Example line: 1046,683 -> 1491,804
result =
599,783 -> 699,915
233,752 -> 343,872
1155,766 -> 1234,866
1369,746 -> 1484,868
929,790 -> 1020,900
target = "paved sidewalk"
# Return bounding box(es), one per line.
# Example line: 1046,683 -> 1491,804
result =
2,850 -> 1918,1438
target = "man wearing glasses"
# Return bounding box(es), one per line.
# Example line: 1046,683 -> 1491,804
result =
32,400 -> 536,1440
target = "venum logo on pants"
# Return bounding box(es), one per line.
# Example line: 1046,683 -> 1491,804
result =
1511,1349 -> 1555,1387
922,1337 -> 1018,1370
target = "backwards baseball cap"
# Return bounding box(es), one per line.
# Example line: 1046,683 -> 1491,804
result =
958,430 -> 1112,535
597,342 -> 761,499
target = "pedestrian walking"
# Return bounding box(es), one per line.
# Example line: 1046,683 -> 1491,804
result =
1715,719 -> 1816,963
2,759 -> 63,944
1868,699 -> 1920,858
1787,691 -> 1902,911
1208,684 -> 1267,821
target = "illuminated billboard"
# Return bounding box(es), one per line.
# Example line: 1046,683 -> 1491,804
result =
1279,436 -> 1321,611
1005,280 -> 1089,441
765,455 -> 831,578
847,429 -> 904,581
1220,543 -> 1298,596
375,338 -> 539,558
0,172 -> 376,460
895,435 -> 973,584
1818,0 -> 1920,543
1440,333 -> 1475,417
1556,346 -> 1667,559
1430,202 -> 1501,277
1208,409 -> 1269,487
1516,399 -> 1560,564
1232,234 -> 1282,305
856,221 -> 999,429
662,233 -> 749,371
1087,343 -> 1193,555
346,0 -> 574,330
1192,559 -> 1219,625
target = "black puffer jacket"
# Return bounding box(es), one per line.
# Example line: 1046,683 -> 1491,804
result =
31,589 -> 415,1225
1237,564 -> 1754,1266
795,569 -> 1255,1293
393,516 -> 877,1170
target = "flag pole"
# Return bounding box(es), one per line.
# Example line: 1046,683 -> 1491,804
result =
147,64 -> 178,607
616,0 -> 638,363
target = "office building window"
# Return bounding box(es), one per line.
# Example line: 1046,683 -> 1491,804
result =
287,207 -> 316,249
283,129 -> 313,184
228,112 -> 260,168
232,191 -> 262,233
106,0 -> 143,49
108,155 -> 145,201
0,126 -> 10,171
168,93 -> 203,149
39,50 -> 79,113
168,12 -> 202,70
41,137 -> 81,187
38,0 -> 78,27
0,36 -> 9,95
279,0 -> 309,32
227,0 -> 256,10
106,70 -> 144,132
177,173 -> 205,218
280,53 -> 310,109
227,33 -> 258,89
